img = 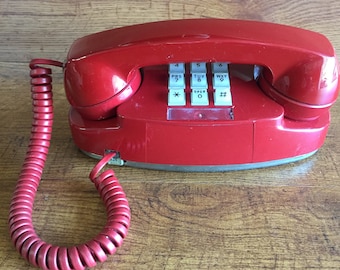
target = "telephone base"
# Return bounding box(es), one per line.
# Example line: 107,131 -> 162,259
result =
81,149 -> 317,172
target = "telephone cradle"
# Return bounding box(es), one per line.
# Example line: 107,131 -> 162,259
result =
9,19 -> 339,270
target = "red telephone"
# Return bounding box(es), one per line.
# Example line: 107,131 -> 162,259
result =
65,19 -> 339,171
9,19 -> 339,270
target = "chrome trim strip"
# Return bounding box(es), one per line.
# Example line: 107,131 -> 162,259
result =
81,150 -> 318,172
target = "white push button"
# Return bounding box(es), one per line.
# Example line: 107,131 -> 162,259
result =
191,73 -> 208,89
168,90 -> 186,106
212,62 -> 229,73
169,63 -> 185,73
190,62 -> 207,73
213,73 -> 230,89
214,89 -> 232,106
191,89 -> 209,106
168,73 -> 185,89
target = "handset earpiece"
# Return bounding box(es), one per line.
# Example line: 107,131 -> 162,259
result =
259,56 -> 339,121
64,59 -> 142,120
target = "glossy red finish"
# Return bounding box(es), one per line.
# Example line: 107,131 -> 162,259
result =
65,19 -> 338,120
10,60 -> 130,270
70,65 -> 331,167
66,19 -> 339,168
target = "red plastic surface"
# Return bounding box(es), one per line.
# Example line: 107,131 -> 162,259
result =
64,19 -> 339,121
9,60 -> 130,270
69,65 -> 330,166
65,19 -> 339,167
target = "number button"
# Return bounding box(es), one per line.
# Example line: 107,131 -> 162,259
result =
168,73 -> 185,89
213,73 -> 230,89
191,89 -> 209,106
169,63 -> 185,73
190,62 -> 207,73
191,73 -> 208,89
212,62 -> 229,73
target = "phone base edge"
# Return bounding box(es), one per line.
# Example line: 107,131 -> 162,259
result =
81,150 -> 318,172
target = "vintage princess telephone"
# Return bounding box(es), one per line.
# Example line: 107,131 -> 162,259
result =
9,19 -> 339,269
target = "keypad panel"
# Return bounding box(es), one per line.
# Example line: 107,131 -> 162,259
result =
168,62 -> 232,107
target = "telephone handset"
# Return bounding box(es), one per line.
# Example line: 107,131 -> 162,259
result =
65,19 -> 338,121
9,19 -> 339,270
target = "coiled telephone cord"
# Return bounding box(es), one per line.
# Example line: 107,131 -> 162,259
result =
8,59 -> 131,270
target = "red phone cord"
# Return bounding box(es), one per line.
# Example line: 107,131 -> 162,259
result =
8,59 -> 131,270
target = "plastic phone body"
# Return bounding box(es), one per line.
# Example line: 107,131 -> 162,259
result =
64,19 -> 339,171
